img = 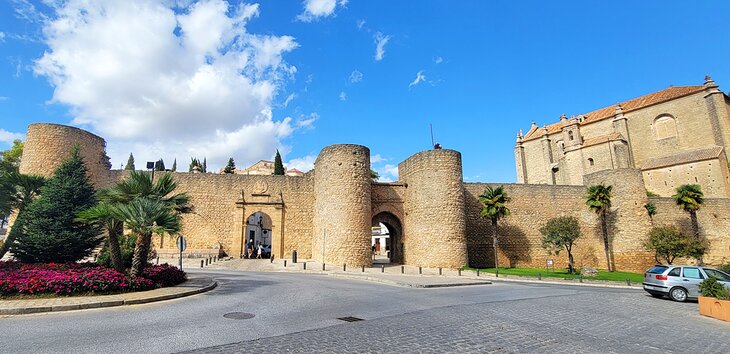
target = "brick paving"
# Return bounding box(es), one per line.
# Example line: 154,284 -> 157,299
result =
183,289 -> 730,353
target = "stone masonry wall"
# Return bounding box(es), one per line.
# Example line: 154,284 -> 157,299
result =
312,145 -> 372,266
19,123 -> 112,188
399,149 -> 468,268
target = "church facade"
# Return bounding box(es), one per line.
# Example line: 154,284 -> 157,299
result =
515,76 -> 730,197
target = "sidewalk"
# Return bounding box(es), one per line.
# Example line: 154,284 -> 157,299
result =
0,275 -> 217,316
201,258 -> 641,289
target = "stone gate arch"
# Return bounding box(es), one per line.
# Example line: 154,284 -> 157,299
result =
371,212 -> 403,264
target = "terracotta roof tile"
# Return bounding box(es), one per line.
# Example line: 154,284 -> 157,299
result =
641,146 -> 723,170
581,132 -> 624,148
522,85 -> 705,142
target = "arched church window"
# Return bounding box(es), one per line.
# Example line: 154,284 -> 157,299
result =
568,131 -> 574,141
654,115 -> 677,140
588,158 -> 594,166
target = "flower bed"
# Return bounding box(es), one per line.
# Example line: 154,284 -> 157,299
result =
0,261 -> 186,296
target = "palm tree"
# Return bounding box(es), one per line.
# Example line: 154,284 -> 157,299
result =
77,200 -> 125,272
479,185 -> 511,277
111,198 -> 181,277
672,184 -> 704,264
586,184 -> 613,271
104,171 -> 191,276
0,173 -> 46,258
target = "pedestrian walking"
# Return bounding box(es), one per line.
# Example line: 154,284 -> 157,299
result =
257,244 -> 263,259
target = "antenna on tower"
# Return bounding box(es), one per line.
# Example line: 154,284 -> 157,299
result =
430,123 -> 435,147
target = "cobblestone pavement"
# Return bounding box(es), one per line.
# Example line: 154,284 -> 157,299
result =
184,287 -> 730,353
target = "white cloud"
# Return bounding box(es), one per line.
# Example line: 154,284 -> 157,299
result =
370,154 -> 385,164
0,96 -> 8,101
296,112 -> 318,129
0,129 -> 24,144
374,32 -> 391,61
286,154 -> 316,172
348,70 -> 363,83
297,0 -> 348,22
374,163 -> 398,182
282,93 -> 296,108
433,56 -> 443,64
11,0 -> 48,24
408,70 -> 426,88
0,32 -> 5,42
34,0 -> 302,171
339,91 -> 347,101
356,19 -> 366,30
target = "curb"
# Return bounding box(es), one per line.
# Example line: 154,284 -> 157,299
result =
328,273 -> 492,288
0,277 -> 217,316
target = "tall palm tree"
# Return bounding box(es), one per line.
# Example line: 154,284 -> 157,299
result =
479,185 -> 511,277
105,171 -> 191,276
0,173 -> 46,258
111,198 -> 181,277
77,200 -> 124,272
672,184 -> 704,264
586,184 -> 613,271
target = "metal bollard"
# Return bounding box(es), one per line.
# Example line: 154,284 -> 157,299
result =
343,263 -> 347,271
626,278 -> 631,286
538,273 -> 541,280
401,265 -> 404,274
362,265 -> 365,272
200,260 -> 204,268
579,275 -> 583,283
322,263 -> 326,271
205,258 -> 208,266
156,256 -> 160,265
477,269 -> 480,277
303,262 -> 307,270
284,260 -> 287,267
439,267 -> 442,275
458,269 -> 461,276
381,265 -> 385,273
419,266 -> 422,274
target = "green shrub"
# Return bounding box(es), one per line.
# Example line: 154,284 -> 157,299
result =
97,234 -> 156,270
699,276 -> 730,300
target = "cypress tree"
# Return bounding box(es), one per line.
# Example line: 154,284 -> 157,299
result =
274,150 -> 285,175
9,147 -> 102,263
124,153 -> 135,170
155,159 -> 165,171
202,158 -> 207,173
171,158 -> 177,172
223,158 -> 236,174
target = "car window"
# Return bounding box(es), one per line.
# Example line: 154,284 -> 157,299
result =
703,268 -> 730,282
647,266 -> 668,274
667,267 -> 681,277
683,267 -> 704,279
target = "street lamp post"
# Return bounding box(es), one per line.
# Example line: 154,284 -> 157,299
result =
146,161 -> 160,247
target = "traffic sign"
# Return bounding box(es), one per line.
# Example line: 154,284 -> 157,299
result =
177,235 -> 187,252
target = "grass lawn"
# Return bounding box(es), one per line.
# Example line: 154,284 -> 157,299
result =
464,266 -> 644,283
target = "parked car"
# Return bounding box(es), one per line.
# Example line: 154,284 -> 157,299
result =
643,265 -> 730,302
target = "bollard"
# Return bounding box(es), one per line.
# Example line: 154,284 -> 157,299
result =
200,260 -> 204,268
156,256 -> 160,265
362,265 -> 365,272
284,260 -> 287,267
419,266 -> 422,274
626,278 -> 631,286
477,269 -> 480,277
458,269 -> 461,276
205,258 -> 208,266
439,267 -> 442,275
381,265 -> 385,273
270,255 -> 274,263
343,263 -> 346,272
401,265 -> 404,274
303,262 -> 307,270
579,275 -> 583,283
322,263 -> 326,271
538,273 -> 541,280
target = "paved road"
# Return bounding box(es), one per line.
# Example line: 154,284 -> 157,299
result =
1,270 -> 728,353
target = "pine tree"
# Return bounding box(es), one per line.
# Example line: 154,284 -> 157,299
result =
202,158 -> 207,173
223,158 -> 236,174
124,153 -> 135,170
9,147 -> 102,263
274,150 -> 285,175
171,158 -> 177,172
155,159 -> 165,171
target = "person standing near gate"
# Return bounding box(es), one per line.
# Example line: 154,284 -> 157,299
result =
256,244 -> 263,259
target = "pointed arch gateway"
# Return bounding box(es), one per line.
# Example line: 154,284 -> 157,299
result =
371,212 -> 403,264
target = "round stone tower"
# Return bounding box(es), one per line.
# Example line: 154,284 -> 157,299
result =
399,149 -> 468,268
312,144 -> 372,266
19,123 -> 111,188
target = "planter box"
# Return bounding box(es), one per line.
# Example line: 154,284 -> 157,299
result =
698,296 -> 730,322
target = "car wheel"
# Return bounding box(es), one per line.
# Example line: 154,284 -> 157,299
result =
669,287 -> 688,302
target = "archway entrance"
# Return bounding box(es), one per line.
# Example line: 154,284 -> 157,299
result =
243,211 -> 273,259
371,212 -> 403,264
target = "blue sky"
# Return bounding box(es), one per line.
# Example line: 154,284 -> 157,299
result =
1,0 -> 729,182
